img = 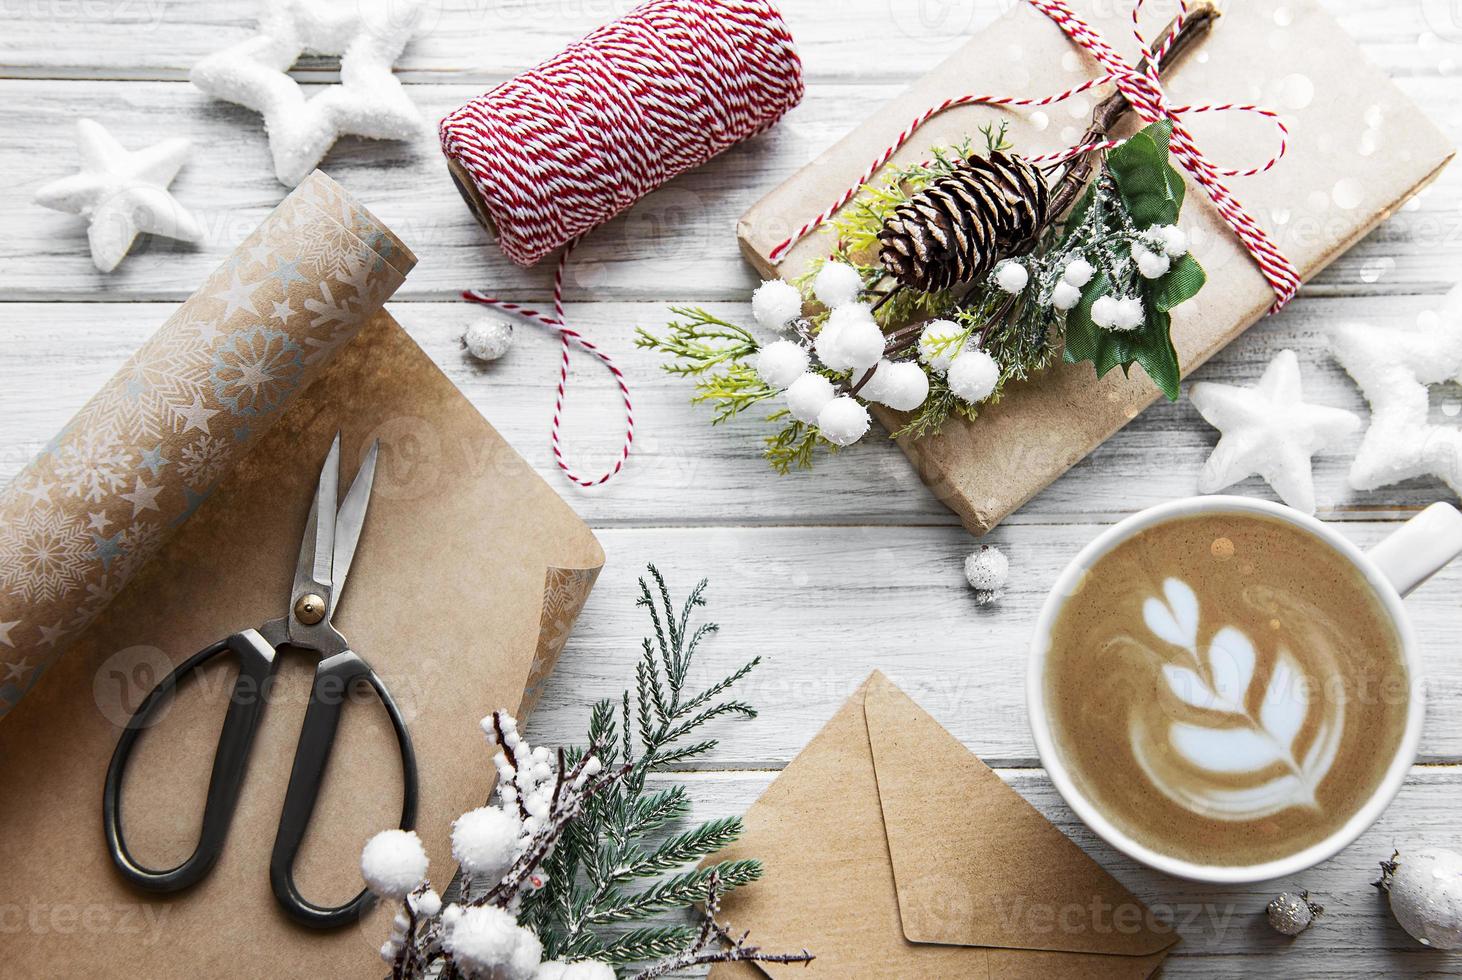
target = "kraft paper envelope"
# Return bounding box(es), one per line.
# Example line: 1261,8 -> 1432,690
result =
0,311 -> 604,977
709,673 -> 1176,979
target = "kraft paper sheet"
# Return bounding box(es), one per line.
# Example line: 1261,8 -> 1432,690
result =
738,0 -> 1454,533
0,186 -> 604,977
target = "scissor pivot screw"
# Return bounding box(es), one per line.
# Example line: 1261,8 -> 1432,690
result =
294,594 -> 326,625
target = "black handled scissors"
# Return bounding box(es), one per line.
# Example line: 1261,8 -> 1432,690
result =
103,434 -> 418,929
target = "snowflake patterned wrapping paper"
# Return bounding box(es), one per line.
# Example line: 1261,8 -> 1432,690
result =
738,0 -> 1454,534
0,170 -> 414,719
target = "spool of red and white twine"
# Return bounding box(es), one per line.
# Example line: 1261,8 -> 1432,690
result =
440,0 -> 804,487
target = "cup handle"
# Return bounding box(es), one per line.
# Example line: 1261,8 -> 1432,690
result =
1366,502 -> 1462,598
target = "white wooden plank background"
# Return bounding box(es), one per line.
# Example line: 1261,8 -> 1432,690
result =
4,0 -> 1462,974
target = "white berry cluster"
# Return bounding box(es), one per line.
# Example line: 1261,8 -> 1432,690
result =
917,319 -> 999,404
752,262 -> 935,449
1131,223 -> 1189,279
363,711 -> 612,980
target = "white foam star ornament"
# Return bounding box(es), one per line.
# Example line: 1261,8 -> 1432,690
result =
191,0 -> 428,187
1331,289 -> 1462,495
1189,348 -> 1360,514
33,119 -> 205,273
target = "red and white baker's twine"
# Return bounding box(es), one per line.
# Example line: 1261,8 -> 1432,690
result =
769,0 -> 1302,313
441,0 -> 804,486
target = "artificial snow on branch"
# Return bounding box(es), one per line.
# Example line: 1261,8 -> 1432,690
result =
361,566 -> 812,979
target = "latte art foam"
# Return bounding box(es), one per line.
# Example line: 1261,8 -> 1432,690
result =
1044,513 -> 1409,867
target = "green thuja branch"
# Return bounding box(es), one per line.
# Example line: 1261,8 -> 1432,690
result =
518,566 -> 765,969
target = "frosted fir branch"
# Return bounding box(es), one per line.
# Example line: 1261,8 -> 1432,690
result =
628,873 -> 814,980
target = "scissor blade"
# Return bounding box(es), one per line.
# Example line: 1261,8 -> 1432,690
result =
328,440 -> 378,616
292,434 -> 340,603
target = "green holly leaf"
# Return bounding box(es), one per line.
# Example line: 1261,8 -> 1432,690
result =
1108,120 -> 1182,228
1148,254 -> 1206,311
1063,272 -> 1183,401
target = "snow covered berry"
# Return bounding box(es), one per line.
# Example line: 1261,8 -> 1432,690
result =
994,260 -> 1029,294
1050,280 -> 1082,311
412,888 -> 443,917
785,372 -> 836,423
443,905 -> 543,980
817,395 -> 871,446
1379,848 -> 1462,949
751,279 -> 802,330
451,806 -> 521,881
1062,257 -> 1094,288
463,315 -> 515,362
1154,224 -> 1188,257
754,339 -> 809,389
917,319 -> 965,374
945,348 -> 999,404
1132,242 -> 1170,279
830,305 -> 886,371
1113,296 -> 1145,330
964,545 -> 1009,605
361,829 -> 429,899
872,360 -> 930,412
812,261 -> 864,309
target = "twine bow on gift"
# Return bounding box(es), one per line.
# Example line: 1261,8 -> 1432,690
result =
770,0 -> 1303,312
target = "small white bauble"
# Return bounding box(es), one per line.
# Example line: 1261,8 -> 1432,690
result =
813,319 -> 853,372
1051,280 -> 1082,311
918,319 -> 965,374
463,315 -> 515,362
964,545 -> 1009,605
816,395 -> 870,446
752,278 -> 803,330
946,348 -> 999,404
858,358 -> 895,403
785,372 -> 836,423
1090,294 -> 1118,328
812,261 -> 864,309
877,361 -> 931,412
1062,257 -> 1094,287
361,829 -> 429,899
1379,848 -> 1462,950
755,339 -> 809,389
994,260 -> 1029,294
1155,224 -> 1188,257
1135,247 -> 1170,279
827,304 -> 885,370
1265,891 -> 1322,936
450,806 -> 520,880
1113,296 -> 1145,330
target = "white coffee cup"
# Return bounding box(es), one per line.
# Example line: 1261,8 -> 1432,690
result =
1027,496 -> 1462,883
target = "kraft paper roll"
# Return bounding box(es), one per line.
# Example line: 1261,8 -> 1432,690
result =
0,171 -> 415,720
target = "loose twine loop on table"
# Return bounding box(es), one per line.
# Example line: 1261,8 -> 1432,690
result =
770,0 -> 1303,313
441,0 -> 804,487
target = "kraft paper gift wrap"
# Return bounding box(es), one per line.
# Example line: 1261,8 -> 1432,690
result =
0,171 -> 413,719
0,184 -> 604,977
707,673 -> 1176,978
738,0 -> 1454,534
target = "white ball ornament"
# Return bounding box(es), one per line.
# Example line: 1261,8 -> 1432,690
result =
826,304 -> 885,371
754,339 -> 809,389
1113,296 -> 1145,330
751,279 -> 803,330
964,545 -> 1009,605
361,829 -> 429,899
450,806 -> 521,880
443,905 -> 544,980
877,361 -> 931,412
1062,257 -> 1094,287
858,359 -> 895,403
946,348 -> 999,404
464,315 -> 515,362
816,396 -> 870,447
994,260 -> 1030,294
1050,280 -> 1082,311
1134,244 -> 1171,279
812,261 -> 864,309
813,319 -> 853,372
1379,848 -> 1462,949
1090,295 -> 1118,328
918,319 -> 965,374
1155,224 -> 1189,257
785,373 -> 836,423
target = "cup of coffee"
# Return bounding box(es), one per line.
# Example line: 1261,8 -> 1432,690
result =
1028,496 -> 1462,883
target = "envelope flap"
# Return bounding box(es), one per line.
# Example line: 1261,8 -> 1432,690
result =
863,673 -> 1176,957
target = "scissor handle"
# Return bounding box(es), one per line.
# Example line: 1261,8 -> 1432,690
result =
103,630 -> 278,893
269,650 -> 418,929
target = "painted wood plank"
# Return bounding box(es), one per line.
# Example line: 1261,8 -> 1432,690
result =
1,77 -> 1458,302
591,766 -> 1462,977
523,523 -> 1462,766
0,0 -> 1453,84
3,295 -> 1459,527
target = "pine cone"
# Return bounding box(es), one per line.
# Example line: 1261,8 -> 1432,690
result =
878,152 -> 1050,293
